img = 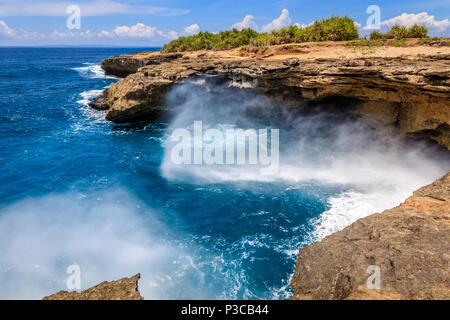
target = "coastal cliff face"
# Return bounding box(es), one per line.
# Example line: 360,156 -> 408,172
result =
43,274 -> 143,300
97,43 -> 450,149
291,171 -> 450,300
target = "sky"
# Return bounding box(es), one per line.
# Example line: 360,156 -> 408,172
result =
0,0 -> 449,46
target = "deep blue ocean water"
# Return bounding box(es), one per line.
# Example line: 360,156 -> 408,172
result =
0,48 -> 447,299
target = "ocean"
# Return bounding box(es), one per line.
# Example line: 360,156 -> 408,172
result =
0,47 -> 447,299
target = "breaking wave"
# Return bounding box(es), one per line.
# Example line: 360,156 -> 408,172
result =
161,78 -> 449,241
72,63 -> 121,80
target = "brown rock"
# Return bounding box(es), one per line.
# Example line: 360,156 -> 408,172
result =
96,48 -> 450,148
101,52 -> 182,78
43,274 -> 144,300
87,93 -> 109,110
291,172 -> 450,300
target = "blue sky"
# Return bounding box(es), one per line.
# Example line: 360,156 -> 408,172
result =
0,0 -> 449,46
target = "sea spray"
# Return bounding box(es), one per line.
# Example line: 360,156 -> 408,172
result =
161,77 -> 450,239
1,49 -> 449,300
169,120 -> 279,175
0,189 -> 213,300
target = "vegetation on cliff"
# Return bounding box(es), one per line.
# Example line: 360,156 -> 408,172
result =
162,17 -> 435,53
369,24 -> 428,40
162,16 -> 359,52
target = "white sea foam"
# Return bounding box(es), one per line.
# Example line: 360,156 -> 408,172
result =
4,78 -> 445,300
71,89 -> 108,128
76,89 -> 104,107
72,64 -> 121,80
0,189 -> 217,300
227,79 -> 254,88
161,79 -> 449,242
158,79 -> 449,300
309,189 -> 407,242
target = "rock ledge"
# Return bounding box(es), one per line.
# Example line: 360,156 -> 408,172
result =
291,171 -> 450,300
97,44 -> 450,149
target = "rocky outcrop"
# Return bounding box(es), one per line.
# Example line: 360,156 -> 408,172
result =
96,45 -> 450,148
101,52 -> 183,78
43,274 -> 143,300
291,172 -> 450,300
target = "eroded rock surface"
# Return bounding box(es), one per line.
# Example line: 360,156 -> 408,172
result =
291,172 -> 450,300
43,273 -> 143,300
97,45 -> 450,148
101,52 -> 182,78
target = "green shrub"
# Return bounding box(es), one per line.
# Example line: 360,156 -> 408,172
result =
374,24 -> 428,40
385,25 -> 408,39
407,24 -> 428,38
162,15 -> 360,52
369,30 -> 384,40
307,16 -> 359,41
162,28 -> 260,52
248,33 -> 274,48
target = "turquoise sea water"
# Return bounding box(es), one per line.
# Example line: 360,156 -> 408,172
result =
0,48 -> 448,299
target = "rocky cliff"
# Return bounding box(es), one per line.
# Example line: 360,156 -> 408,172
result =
43,274 -> 143,300
291,171 -> 450,300
96,42 -> 450,149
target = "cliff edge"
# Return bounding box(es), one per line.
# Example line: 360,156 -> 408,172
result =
291,171 -> 450,300
95,41 -> 450,149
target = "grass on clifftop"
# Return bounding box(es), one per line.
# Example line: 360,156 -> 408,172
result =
162,16 -> 359,52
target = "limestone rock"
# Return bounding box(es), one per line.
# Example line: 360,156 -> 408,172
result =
96,46 -> 450,148
43,274 -> 144,300
101,52 -> 183,78
291,172 -> 450,300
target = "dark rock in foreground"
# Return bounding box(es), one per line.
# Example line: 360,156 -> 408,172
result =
291,171 -> 450,300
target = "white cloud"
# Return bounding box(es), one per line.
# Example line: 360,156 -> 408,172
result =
294,21 -> 314,29
158,30 -> 179,40
80,29 -> 93,38
354,21 -> 362,28
113,23 -> 157,38
50,29 -> 93,39
51,30 -> 69,38
19,28 -> 43,40
0,18 -> 184,43
381,12 -> 450,33
167,31 -> 179,39
232,15 -> 258,31
0,20 -> 16,37
99,23 -> 179,40
0,1 -> 189,17
183,24 -> 200,35
97,30 -> 114,38
0,20 -> 45,40
262,9 -> 292,32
